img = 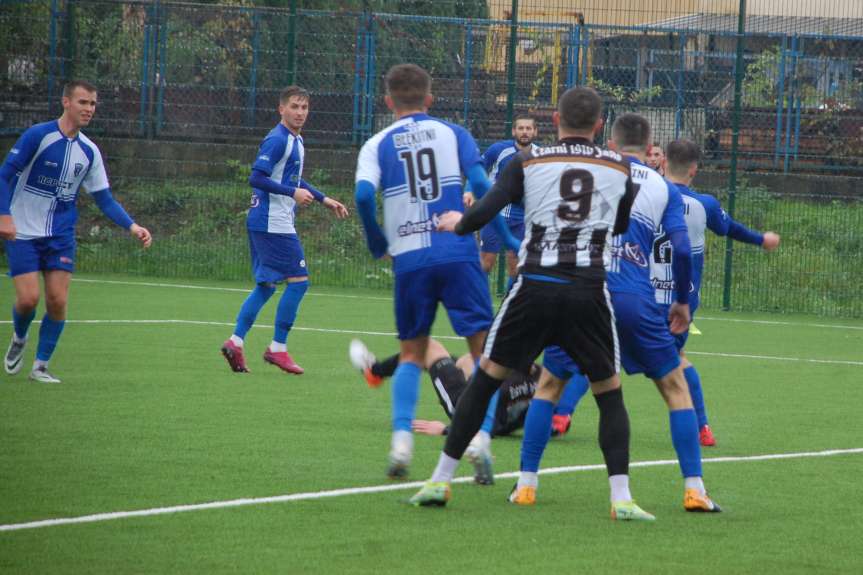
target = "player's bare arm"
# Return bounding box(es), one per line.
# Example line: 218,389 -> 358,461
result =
762,231 -> 780,251
322,197 -> 349,218
130,223 -> 152,248
0,214 -> 15,240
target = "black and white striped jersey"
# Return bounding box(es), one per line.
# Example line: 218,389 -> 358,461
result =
457,136 -> 636,283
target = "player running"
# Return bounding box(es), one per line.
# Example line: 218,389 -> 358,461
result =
354,64 -> 519,479
652,138 -> 780,446
221,86 -> 349,376
1,81 -> 152,383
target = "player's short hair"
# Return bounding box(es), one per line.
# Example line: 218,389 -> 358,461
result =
557,87 -> 602,131
513,114 -> 536,126
665,139 -> 702,175
651,142 -> 664,152
63,80 -> 97,98
385,64 -> 432,110
280,85 -> 310,104
611,113 -> 651,151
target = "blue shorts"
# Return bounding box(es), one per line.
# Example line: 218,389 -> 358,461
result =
542,345 -> 584,381
479,219 -> 525,254
248,229 -> 307,284
394,260 -> 493,341
612,291 -> 680,379
5,235 -> 76,276
658,303 -> 697,351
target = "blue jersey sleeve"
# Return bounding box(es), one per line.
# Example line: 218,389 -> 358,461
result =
251,136 -> 287,176
701,194 -> 731,236
660,183 -> 688,234
482,142 -> 504,172
454,125 -> 483,176
4,127 -> 43,171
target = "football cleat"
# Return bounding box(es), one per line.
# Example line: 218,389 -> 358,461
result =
387,434 -> 412,480
386,461 -> 409,480
408,482 -> 451,507
551,414 -> 572,437
465,438 -> 495,485
263,349 -> 304,374
699,425 -> 716,447
4,337 -> 26,375
221,340 -> 249,373
348,339 -> 382,387
508,484 -> 536,506
28,366 -> 61,384
611,500 -> 656,521
684,489 -> 722,513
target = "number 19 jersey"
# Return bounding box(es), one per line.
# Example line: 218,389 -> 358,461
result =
355,113 -> 483,275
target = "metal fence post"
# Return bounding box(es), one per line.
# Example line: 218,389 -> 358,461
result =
352,15 -> 363,145
139,4 -> 151,137
286,0 -> 298,86
499,0 -> 519,296
364,17 -> 376,141
247,8 -> 260,127
463,21 -> 473,124
47,0 -> 60,117
783,35 -> 798,174
774,36 -> 787,167
155,2 -> 167,136
676,33 -> 686,138
722,0 -> 747,311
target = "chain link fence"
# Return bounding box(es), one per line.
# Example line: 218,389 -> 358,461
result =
1,0 -> 861,317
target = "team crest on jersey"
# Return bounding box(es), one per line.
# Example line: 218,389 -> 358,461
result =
615,242 -> 647,267
73,163 -> 84,177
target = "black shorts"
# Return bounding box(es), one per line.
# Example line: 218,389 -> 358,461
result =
483,276 -> 619,383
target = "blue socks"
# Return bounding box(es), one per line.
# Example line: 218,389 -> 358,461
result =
274,280 -> 309,344
479,390 -> 500,435
12,306 -> 36,340
36,314 -> 65,362
684,365 -> 708,428
392,361 -> 422,432
234,283 -> 276,339
669,408 -> 703,478
520,398 -> 555,472
554,373 -> 590,416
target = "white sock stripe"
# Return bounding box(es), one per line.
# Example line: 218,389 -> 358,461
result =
432,376 -> 455,414
1,447 -> 860,533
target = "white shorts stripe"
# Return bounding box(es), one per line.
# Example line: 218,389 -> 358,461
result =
483,274 -> 524,357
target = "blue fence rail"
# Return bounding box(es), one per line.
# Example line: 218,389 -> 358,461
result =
1,0 -> 862,173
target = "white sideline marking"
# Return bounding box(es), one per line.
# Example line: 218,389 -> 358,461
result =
696,315 -> 863,331
69,278 -> 394,301
6,276 -> 861,331
1,447 -> 861,533
0,319 -> 860,366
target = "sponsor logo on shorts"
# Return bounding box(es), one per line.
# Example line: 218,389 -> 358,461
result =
44,160 -> 59,168
10,148 -> 20,154
398,214 -> 440,237
258,154 -> 270,162
59,256 -> 74,264
250,195 -> 260,208
299,259 -> 306,268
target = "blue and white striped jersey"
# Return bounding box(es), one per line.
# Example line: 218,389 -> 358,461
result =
3,120 -> 109,239
355,113 -> 483,275
248,123 -> 304,234
651,184 -> 732,311
608,160 -> 687,298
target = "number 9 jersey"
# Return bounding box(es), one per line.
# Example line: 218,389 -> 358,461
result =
496,137 -> 637,284
354,112 -> 483,275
